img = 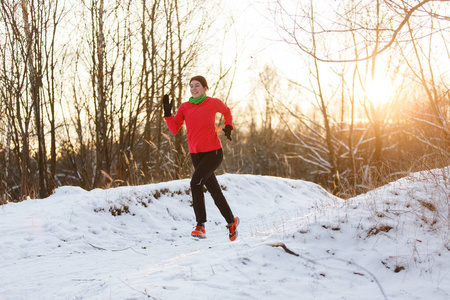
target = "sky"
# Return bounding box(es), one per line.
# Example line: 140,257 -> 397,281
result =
210,0 -> 450,114
203,0 -> 301,101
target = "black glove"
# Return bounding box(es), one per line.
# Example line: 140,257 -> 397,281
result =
223,124 -> 233,141
163,94 -> 173,117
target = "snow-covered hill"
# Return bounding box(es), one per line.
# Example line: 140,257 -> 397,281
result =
0,170 -> 449,299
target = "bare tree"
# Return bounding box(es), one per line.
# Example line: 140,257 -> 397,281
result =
90,0 -> 109,186
140,0 -> 160,180
1,0 -> 63,199
400,1 -> 450,156
269,0 -> 450,194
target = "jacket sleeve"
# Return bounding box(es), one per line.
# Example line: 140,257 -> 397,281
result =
164,105 -> 185,134
217,99 -> 233,129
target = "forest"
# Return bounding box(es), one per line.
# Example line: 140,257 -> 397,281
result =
1,0 -> 449,203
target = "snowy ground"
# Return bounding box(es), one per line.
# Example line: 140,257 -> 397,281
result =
1,169 -> 449,299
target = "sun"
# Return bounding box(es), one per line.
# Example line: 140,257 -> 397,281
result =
365,75 -> 394,106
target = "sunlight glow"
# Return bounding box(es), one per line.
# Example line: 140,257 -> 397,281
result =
365,75 -> 394,106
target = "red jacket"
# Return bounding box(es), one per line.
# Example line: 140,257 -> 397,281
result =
164,96 -> 233,154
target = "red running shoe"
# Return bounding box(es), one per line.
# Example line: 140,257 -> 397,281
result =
226,217 -> 240,241
191,225 -> 206,239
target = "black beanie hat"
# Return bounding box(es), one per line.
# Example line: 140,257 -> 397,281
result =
190,76 -> 208,89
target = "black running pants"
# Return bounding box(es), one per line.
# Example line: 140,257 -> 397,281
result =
190,148 -> 234,225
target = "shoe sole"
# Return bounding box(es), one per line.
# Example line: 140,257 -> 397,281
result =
191,234 -> 206,239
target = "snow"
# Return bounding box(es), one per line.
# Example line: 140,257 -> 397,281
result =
1,169 -> 449,300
